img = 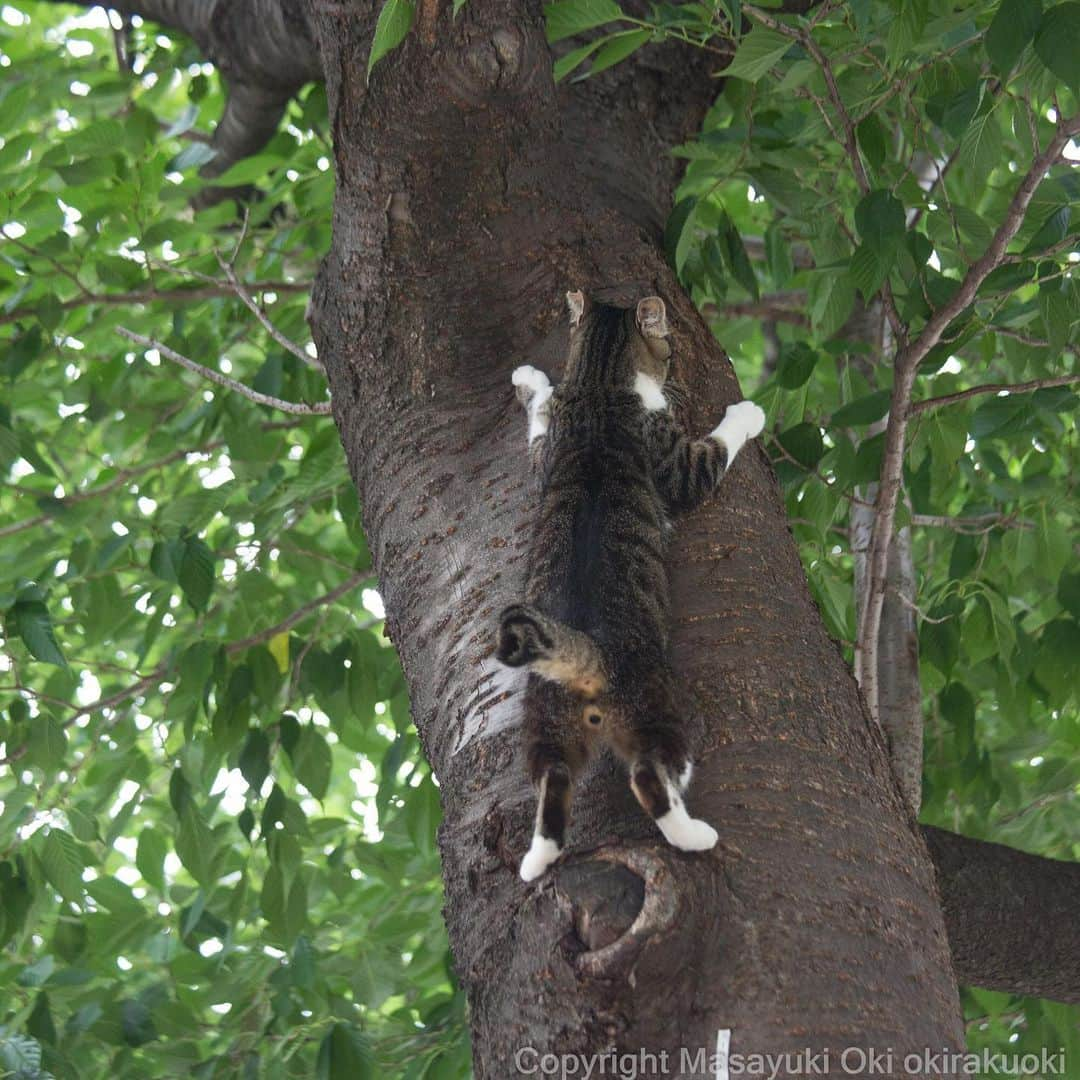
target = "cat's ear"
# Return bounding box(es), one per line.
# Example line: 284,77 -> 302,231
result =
566,290 -> 587,329
636,296 -> 669,338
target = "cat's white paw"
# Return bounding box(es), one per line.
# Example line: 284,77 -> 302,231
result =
721,400 -> 766,441
656,808 -> 718,852
512,365 -> 550,393
519,835 -> 561,881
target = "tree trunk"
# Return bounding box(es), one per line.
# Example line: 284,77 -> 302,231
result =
303,4 -> 964,1073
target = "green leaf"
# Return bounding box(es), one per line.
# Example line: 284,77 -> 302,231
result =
544,0 -> 625,43
1023,205 -> 1071,253
831,389 -> 892,427
239,729 -> 271,793
665,197 -> 698,274
1034,2 -> 1080,90
585,28 -> 651,77
856,114 -> 888,170
552,38 -> 606,82
987,0 -> 1043,75
367,0 -> 416,79
718,213 -> 760,300
289,726 -> 332,800
854,189 -> 905,255
177,537 -> 215,613
765,222 -> 793,287
776,422 -> 824,469
776,343 -> 819,389
136,828 -> 168,891
1035,618 -> 1080,701
9,594 -> 66,667
39,829 -> 86,903
959,105 -> 1003,175
808,270 -> 856,337
316,1023 -> 375,1080
25,715 -> 67,772
722,26 -> 791,82
1058,569 -> 1080,619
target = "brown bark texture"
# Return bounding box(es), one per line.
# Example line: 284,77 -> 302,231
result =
302,4 -> 966,1074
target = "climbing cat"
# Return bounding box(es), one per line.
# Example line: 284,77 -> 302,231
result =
497,291 -> 765,881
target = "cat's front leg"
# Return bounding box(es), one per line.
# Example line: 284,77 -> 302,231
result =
511,365 -> 554,446
709,399 -> 766,467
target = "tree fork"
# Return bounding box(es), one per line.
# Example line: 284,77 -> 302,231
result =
303,3 -> 964,1072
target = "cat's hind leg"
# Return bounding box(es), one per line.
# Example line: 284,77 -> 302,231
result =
520,761 -> 573,881
630,757 -> 718,852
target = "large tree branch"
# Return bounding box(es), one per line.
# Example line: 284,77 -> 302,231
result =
924,826 -> 1080,1005
39,0 -> 322,178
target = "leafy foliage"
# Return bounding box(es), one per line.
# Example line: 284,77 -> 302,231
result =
2,0 -> 1079,1076
0,5 -> 466,1077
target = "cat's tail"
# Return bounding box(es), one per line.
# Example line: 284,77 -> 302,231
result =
496,604 -> 607,698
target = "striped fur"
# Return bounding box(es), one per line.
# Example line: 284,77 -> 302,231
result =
502,292 -> 765,880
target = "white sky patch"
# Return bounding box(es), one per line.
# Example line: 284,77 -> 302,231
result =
928,250 -> 942,272
76,671 -> 102,707
939,356 -> 963,375
220,356 -> 233,374
211,768 -> 248,817
2,221 -> 26,239
362,588 -> 385,620
69,79 -> 91,96
137,496 -> 157,515
1,5 -> 28,25
200,938 -> 224,958
200,457 -> 234,488
109,780 -> 141,820
288,444 -> 304,460
317,157 -> 330,172
1065,140 -> 1080,162
65,39 -> 94,58
57,402 -> 87,418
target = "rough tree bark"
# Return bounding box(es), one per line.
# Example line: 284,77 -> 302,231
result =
36,0 -> 1080,1071
304,5 -> 967,1073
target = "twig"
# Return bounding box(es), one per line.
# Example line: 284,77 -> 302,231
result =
0,575 -> 367,766
744,4 -> 905,343
117,327 -> 332,415
215,253 -> 323,372
0,281 -> 309,329
702,290 -> 809,327
855,110 -> 1080,717
909,374 -> 1080,415
226,572 -> 368,654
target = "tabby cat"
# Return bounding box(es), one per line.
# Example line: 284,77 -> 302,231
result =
497,291 -> 765,881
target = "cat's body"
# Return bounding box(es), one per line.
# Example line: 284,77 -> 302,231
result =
498,292 -> 765,881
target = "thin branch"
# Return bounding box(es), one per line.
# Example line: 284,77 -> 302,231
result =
226,572 -> 368,654
0,575 -> 367,766
702,290 -> 809,326
117,327 -> 333,415
855,111 -> 1080,717
215,253 -> 323,372
0,281 -> 309,328
744,4 -> 905,343
909,374 -> 1080,415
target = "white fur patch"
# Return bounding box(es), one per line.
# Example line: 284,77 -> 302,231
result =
678,761 -> 693,791
512,364 -> 551,393
634,372 -> 668,412
710,400 -> 765,465
527,385 -> 553,444
656,794 -> 718,852
520,835 -> 561,881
